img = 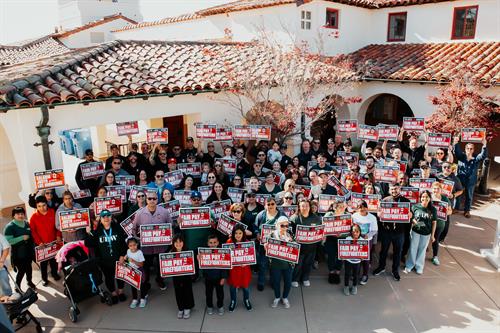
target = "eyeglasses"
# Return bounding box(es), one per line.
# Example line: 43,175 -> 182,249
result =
156,174 -> 165,178
101,214 -> 112,218
280,224 -> 289,228
147,197 -> 158,201
137,194 -> 145,198
234,178 -> 242,181
208,176 -> 216,179
45,192 -> 53,195
233,210 -> 242,214
173,148 -> 181,151
258,154 -> 265,157
236,152 -> 244,155
436,152 -> 444,155
207,145 -> 214,148
443,165 -> 451,169
112,162 -> 121,165
215,165 -> 222,168
267,203 -> 276,206
192,198 -> 201,201
284,197 -> 293,200
313,141 -> 320,144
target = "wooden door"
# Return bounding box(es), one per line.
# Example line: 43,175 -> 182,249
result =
163,115 -> 184,148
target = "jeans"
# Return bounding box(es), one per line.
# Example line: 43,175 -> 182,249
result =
293,251 -> 316,282
0,267 -> 12,296
230,286 -> 249,302
205,279 -> 224,308
405,231 -> 431,273
144,254 -> 162,285
378,230 -> 404,273
459,177 -> 475,212
432,227 -> 444,257
257,247 -> 269,287
40,258 -> 58,281
324,236 -> 343,272
344,262 -> 361,287
270,267 -> 292,299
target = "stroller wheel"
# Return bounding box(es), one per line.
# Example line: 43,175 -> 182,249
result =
69,306 -> 78,323
103,291 -> 113,306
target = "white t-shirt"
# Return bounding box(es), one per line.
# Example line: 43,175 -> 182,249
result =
126,249 -> 145,269
352,212 -> 378,241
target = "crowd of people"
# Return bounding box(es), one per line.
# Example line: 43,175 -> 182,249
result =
0,128 -> 489,319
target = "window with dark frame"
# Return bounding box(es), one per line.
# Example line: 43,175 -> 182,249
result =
452,6 -> 478,39
387,12 -> 407,42
325,8 -> 339,29
301,10 -> 311,30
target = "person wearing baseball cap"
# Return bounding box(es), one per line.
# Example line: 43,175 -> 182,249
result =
75,148 -> 99,196
105,144 -> 126,170
182,137 -> 200,162
279,143 -> 292,171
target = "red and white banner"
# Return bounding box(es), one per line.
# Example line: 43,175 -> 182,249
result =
338,239 -> 370,260
105,185 -> 127,203
35,241 -> 63,262
260,224 -> 275,245
409,177 -> 436,191
197,185 -> 212,202
165,170 -> 184,187
159,251 -> 196,277
433,200 -> 449,222
115,262 -> 142,289
196,123 -> 217,139
179,207 -> 211,229
173,190 -> 192,206
80,162 -> 104,180
208,199 -> 232,219
318,194 -> 345,213
115,175 -> 136,188
379,202 -> 411,223
116,121 -> 139,136
403,117 -> 425,132
322,214 -> 352,237
461,128 -> 486,143
140,224 -> 172,246
377,124 -> 399,140
280,205 -> 297,218
295,225 -> 325,244
73,189 -> 91,200
128,186 -> 148,203
337,119 -> 358,133
59,208 -> 90,231
198,248 -> 232,269
265,238 -> 300,264
350,193 -> 380,212
439,179 -> 454,197
357,124 -> 379,141
222,241 -> 257,266
120,212 -> 137,236
400,187 -> 420,203
146,128 -> 169,144
94,196 -> 122,215
255,194 -> 271,206
215,158 -> 237,175
228,187 -> 245,203
427,133 -> 452,148
35,169 -> 65,190
217,213 -> 247,236
233,125 -> 253,139
327,176 -> 350,198
252,125 -> 272,140
374,165 -> 399,183
215,127 -> 233,141
294,185 -> 311,198
160,199 -> 180,220
177,163 -> 201,177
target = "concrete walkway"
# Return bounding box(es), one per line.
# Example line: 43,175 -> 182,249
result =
9,201 -> 500,333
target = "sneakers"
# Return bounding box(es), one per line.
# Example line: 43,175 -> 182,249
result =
392,271 -> 401,281
157,279 -> 167,291
303,280 -> 311,287
464,211 -> 471,218
183,309 -> 191,319
403,267 -> 411,274
282,298 -> 290,309
343,286 -> 350,296
130,299 -> 139,309
218,307 -> 225,316
228,300 -> 236,312
42,279 -> 49,287
350,286 -> 358,295
373,267 -> 385,276
177,310 -> 184,319
139,298 -> 147,308
360,275 -> 368,285
291,281 -> 299,288
432,256 -> 440,266
27,281 -> 36,290
271,298 -> 280,308
244,299 -> 253,311
416,270 -> 423,275
207,307 -> 214,315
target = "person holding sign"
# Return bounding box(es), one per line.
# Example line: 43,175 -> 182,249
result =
75,149 -> 100,196
352,201 -> 377,286
437,162 -> 463,242
404,191 -> 437,275
147,170 -> 174,201
202,235 -> 228,316
84,209 -> 127,304
342,224 -> 364,296
267,216 -> 294,309
29,196 -> 62,286
324,201 -> 348,285
171,234 -> 195,319
290,199 -> 321,288
227,225 -> 253,312
56,191 -> 85,242
398,131 -> 426,176
430,182 -> 452,266
124,237 -> 147,309
453,135 -> 488,218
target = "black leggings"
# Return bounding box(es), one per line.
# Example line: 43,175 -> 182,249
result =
100,262 -> 124,293
144,254 -> 162,284
14,260 -> 32,289
344,261 -> 360,287
205,278 -> 224,308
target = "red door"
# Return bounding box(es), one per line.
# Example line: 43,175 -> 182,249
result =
163,115 -> 185,148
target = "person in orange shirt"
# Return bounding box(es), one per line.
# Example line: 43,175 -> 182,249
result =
30,196 -> 62,286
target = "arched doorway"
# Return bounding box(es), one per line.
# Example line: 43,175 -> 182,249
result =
310,95 -> 346,149
365,94 -> 414,126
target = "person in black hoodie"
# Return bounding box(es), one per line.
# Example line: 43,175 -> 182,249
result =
202,234 -> 228,315
85,209 -> 127,304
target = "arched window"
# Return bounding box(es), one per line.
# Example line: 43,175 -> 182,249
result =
365,94 -> 413,126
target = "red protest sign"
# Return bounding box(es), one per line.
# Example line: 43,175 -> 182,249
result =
280,205 -> 297,218
174,190 -> 192,206
159,251 -> 196,277
337,119 -> 358,133
252,125 -> 272,140
128,185 -> 148,203
217,213 -> 247,236
403,117 -> 425,131
196,123 -> 217,139
233,125 -> 253,139
318,194 -> 345,213
255,194 -> 271,206
80,162 -> 104,180
322,214 -> 352,236
228,187 -> 245,203
427,133 -> 451,148
94,196 -> 122,215
294,185 -> 311,198
327,175 -> 350,198
374,165 -> 399,183
35,169 -> 65,190
222,241 -> 257,266
73,189 -> 91,200
198,248 -> 232,269
59,208 -> 90,231
433,200 -> 448,222
120,212 -> 137,236
208,199 -> 232,219
260,224 -> 275,245
140,224 -> 172,246
35,241 -> 63,262
215,127 -> 233,141
409,178 -> 436,192
377,124 -> 399,140
198,186 -> 212,202
105,185 -> 127,203
115,175 -> 136,188
295,225 -> 325,244
215,158 -> 237,175
115,262 -> 142,289
439,179 -> 454,197
379,202 -> 411,223
165,170 -> 184,187
265,238 -> 300,264
116,121 -> 139,136
160,199 -> 180,220
146,128 -> 168,144
350,193 -> 380,212
177,163 -> 202,177
461,128 -> 486,143
338,239 -> 370,260
400,187 -> 420,203
357,124 -> 379,141
179,207 -> 211,229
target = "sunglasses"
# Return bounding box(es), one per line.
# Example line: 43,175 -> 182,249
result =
101,214 -> 112,218
159,153 -> 166,156
112,162 -> 121,165
236,152 -> 244,155
280,224 -> 289,228
137,194 -> 145,198
208,176 -> 216,179
443,165 -> 451,169
313,141 -> 320,144
267,203 -> 276,206
45,192 -> 53,195
192,197 -> 201,201
156,174 -> 165,178
207,145 -> 214,148
233,210 -> 242,214
284,197 -> 293,200
215,165 -> 222,167
436,152 -> 444,155
147,197 -> 158,201
258,154 -> 265,157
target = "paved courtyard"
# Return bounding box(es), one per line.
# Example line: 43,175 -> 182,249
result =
5,196 -> 499,333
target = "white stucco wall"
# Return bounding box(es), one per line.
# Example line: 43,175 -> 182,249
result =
0,124 -> 22,208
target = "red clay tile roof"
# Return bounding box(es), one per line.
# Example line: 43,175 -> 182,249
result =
0,36 -> 70,66
54,13 -> 137,38
346,42 -> 500,85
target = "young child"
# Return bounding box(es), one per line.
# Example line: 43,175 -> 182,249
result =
124,237 -> 147,309
171,234 -> 195,319
202,234 -> 228,315
344,224 -> 363,296
267,141 -> 282,164
227,225 -> 252,312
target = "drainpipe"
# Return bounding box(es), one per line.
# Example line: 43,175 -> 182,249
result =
33,105 -> 54,170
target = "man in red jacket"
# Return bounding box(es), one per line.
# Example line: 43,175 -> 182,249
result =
30,196 -> 62,286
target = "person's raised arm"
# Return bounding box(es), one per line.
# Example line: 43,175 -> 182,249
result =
453,136 -> 466,162
149,143 -> 159,166
476,137 -> 488,162
360,140 -> 368,158
381,139 -> 388,158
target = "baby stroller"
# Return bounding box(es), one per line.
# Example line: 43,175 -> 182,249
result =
56,241 -> 113,323
2,267 -> 42,332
